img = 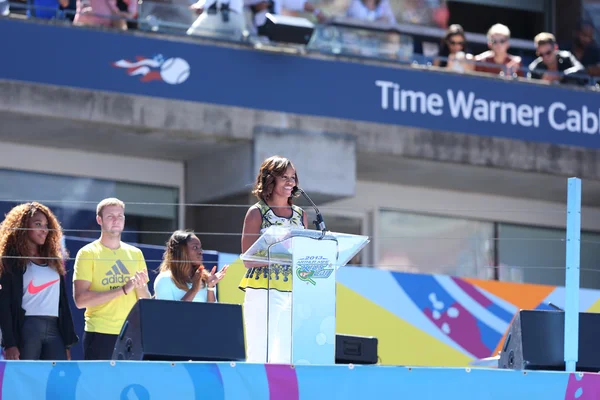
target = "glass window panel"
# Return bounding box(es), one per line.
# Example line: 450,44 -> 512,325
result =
0,169 -> 179,246
497,223 -> 600,289
378,209 -> 494,278
305,210 -> 366,266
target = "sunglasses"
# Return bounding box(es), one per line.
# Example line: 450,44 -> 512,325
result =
491,38 -> 508,45
448,40 -> 464,46
538,49 -> 554,57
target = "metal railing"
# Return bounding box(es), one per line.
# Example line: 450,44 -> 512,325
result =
2,1 -> 600,90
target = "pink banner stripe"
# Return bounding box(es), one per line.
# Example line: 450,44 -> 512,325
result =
452,277 -> 493,307
265,364 -> 299,400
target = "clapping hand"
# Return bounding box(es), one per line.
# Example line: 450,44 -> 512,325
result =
125,270 -> 148,294
207,265 -> 229,288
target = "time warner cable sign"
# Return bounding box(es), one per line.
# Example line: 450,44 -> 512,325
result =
374,80 -> 600,148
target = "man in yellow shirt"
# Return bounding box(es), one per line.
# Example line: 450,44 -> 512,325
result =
73,198 -> 151,360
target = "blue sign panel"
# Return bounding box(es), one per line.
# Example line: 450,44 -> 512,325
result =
1,19 -> 599,149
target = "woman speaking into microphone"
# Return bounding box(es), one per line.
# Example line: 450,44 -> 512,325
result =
239,155 -> 309,364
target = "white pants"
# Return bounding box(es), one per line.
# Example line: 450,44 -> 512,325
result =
243,288 -> 292,364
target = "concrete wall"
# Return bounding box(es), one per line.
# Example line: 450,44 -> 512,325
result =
2,80 -> 600,185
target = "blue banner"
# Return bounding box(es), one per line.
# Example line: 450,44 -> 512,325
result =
0,361 -> 588,400
2,19 -> 599,149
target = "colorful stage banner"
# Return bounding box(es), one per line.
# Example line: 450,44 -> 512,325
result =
218,256 -> 600,367
0,361 -> 598,399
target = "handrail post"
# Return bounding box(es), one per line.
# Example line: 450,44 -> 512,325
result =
564,177 -> 581,373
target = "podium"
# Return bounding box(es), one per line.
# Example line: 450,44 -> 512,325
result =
241,226 -> 369,365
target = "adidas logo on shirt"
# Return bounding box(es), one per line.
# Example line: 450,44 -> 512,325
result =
101,260 -> 131,286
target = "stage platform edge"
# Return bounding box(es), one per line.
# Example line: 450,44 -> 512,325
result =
0,361 -> 598,399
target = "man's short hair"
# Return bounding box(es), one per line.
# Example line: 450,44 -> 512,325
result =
534,32 -> 556,47
487,23 -> 511,40
97,198 -> 125,217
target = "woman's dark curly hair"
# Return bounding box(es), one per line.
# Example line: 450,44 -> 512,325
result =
158,230 -> 209,291
252,155 -> 299,206
0,202 -> 66,277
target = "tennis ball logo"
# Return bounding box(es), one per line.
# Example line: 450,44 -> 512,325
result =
160,58 -> 190,85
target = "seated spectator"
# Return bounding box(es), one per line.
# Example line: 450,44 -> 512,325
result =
0,0 -> 9,16
154,230 -> 228,302
187,0 -> 246,38
245,0 -> 325,36
433,24 -> 474,73
561,22 -> 600,77
73,0 -> 136,30
528,32 -> 587,86
28,0 -> 69,19
474,23 -> 523,77
401,0 -> 448,29
345,0 -> 396,25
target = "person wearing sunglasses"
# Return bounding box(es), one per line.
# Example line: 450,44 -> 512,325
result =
561,22 -> 600,77
527,32 -> 586,86
474,24 -> 523,77
433,24 -> 474,73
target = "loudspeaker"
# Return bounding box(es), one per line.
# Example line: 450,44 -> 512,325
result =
335,334 -> 378,365
498,310 -> 600,372
258,13 -> 315,45
112,299 -> 246,362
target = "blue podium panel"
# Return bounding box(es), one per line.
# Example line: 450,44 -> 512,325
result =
242,227 -> 369,365
290,237 -> 338,365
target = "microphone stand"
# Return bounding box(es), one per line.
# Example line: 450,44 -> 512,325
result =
297,188 -> 327,238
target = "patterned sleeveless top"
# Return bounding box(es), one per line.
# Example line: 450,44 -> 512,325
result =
238,200 -> 305,292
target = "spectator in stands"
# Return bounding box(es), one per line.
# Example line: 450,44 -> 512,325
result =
73,0 -> 136,30
433,24 -> 474,73
474,23 -> 523,77
28,0 -> 69,20
187,0 -> 246,38
0,202 -> 78,361
528,32 -> 587,86
154,230 -> 228,302
245,0 -> 325,35
402,0 -> 448,29
345,0 -> 396,25
73,198 -> 150,360
561,22 -> 600,77
0,0 -> 9,16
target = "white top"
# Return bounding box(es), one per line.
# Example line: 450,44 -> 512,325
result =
345,0 -> 396,24
244,0 -> 307,29
22,261 -> 61,317
154,271 -> 216,303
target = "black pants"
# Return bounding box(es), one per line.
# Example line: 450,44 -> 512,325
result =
83,331 -> 118,360
20,316 -> 67,360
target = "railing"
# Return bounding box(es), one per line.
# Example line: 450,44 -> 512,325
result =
2,1 -> 600,90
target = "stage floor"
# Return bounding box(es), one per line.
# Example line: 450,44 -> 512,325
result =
0,361 -> 597,399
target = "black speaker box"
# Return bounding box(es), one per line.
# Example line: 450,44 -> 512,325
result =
498,309 -> 600,372
112,299 -> 246,362
258,13 -> 315,45
335,334 -> 378,365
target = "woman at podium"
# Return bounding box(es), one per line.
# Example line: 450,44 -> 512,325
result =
154,230 -> 228,302
239,155 -> 309,364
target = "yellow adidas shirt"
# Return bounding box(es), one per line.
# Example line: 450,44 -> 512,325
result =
73,240 -> 148,335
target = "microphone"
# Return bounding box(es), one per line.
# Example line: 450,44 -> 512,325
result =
297,188 -> 327,234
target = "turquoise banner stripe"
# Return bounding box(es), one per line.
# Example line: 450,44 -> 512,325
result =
0,361 -> 594,399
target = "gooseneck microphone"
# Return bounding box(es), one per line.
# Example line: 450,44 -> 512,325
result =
297,187 -> 327,234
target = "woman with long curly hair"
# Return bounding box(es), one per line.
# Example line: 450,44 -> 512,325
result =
154,230 -> 228,302
239,155 -> 309,363
0,202 -> 78,360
